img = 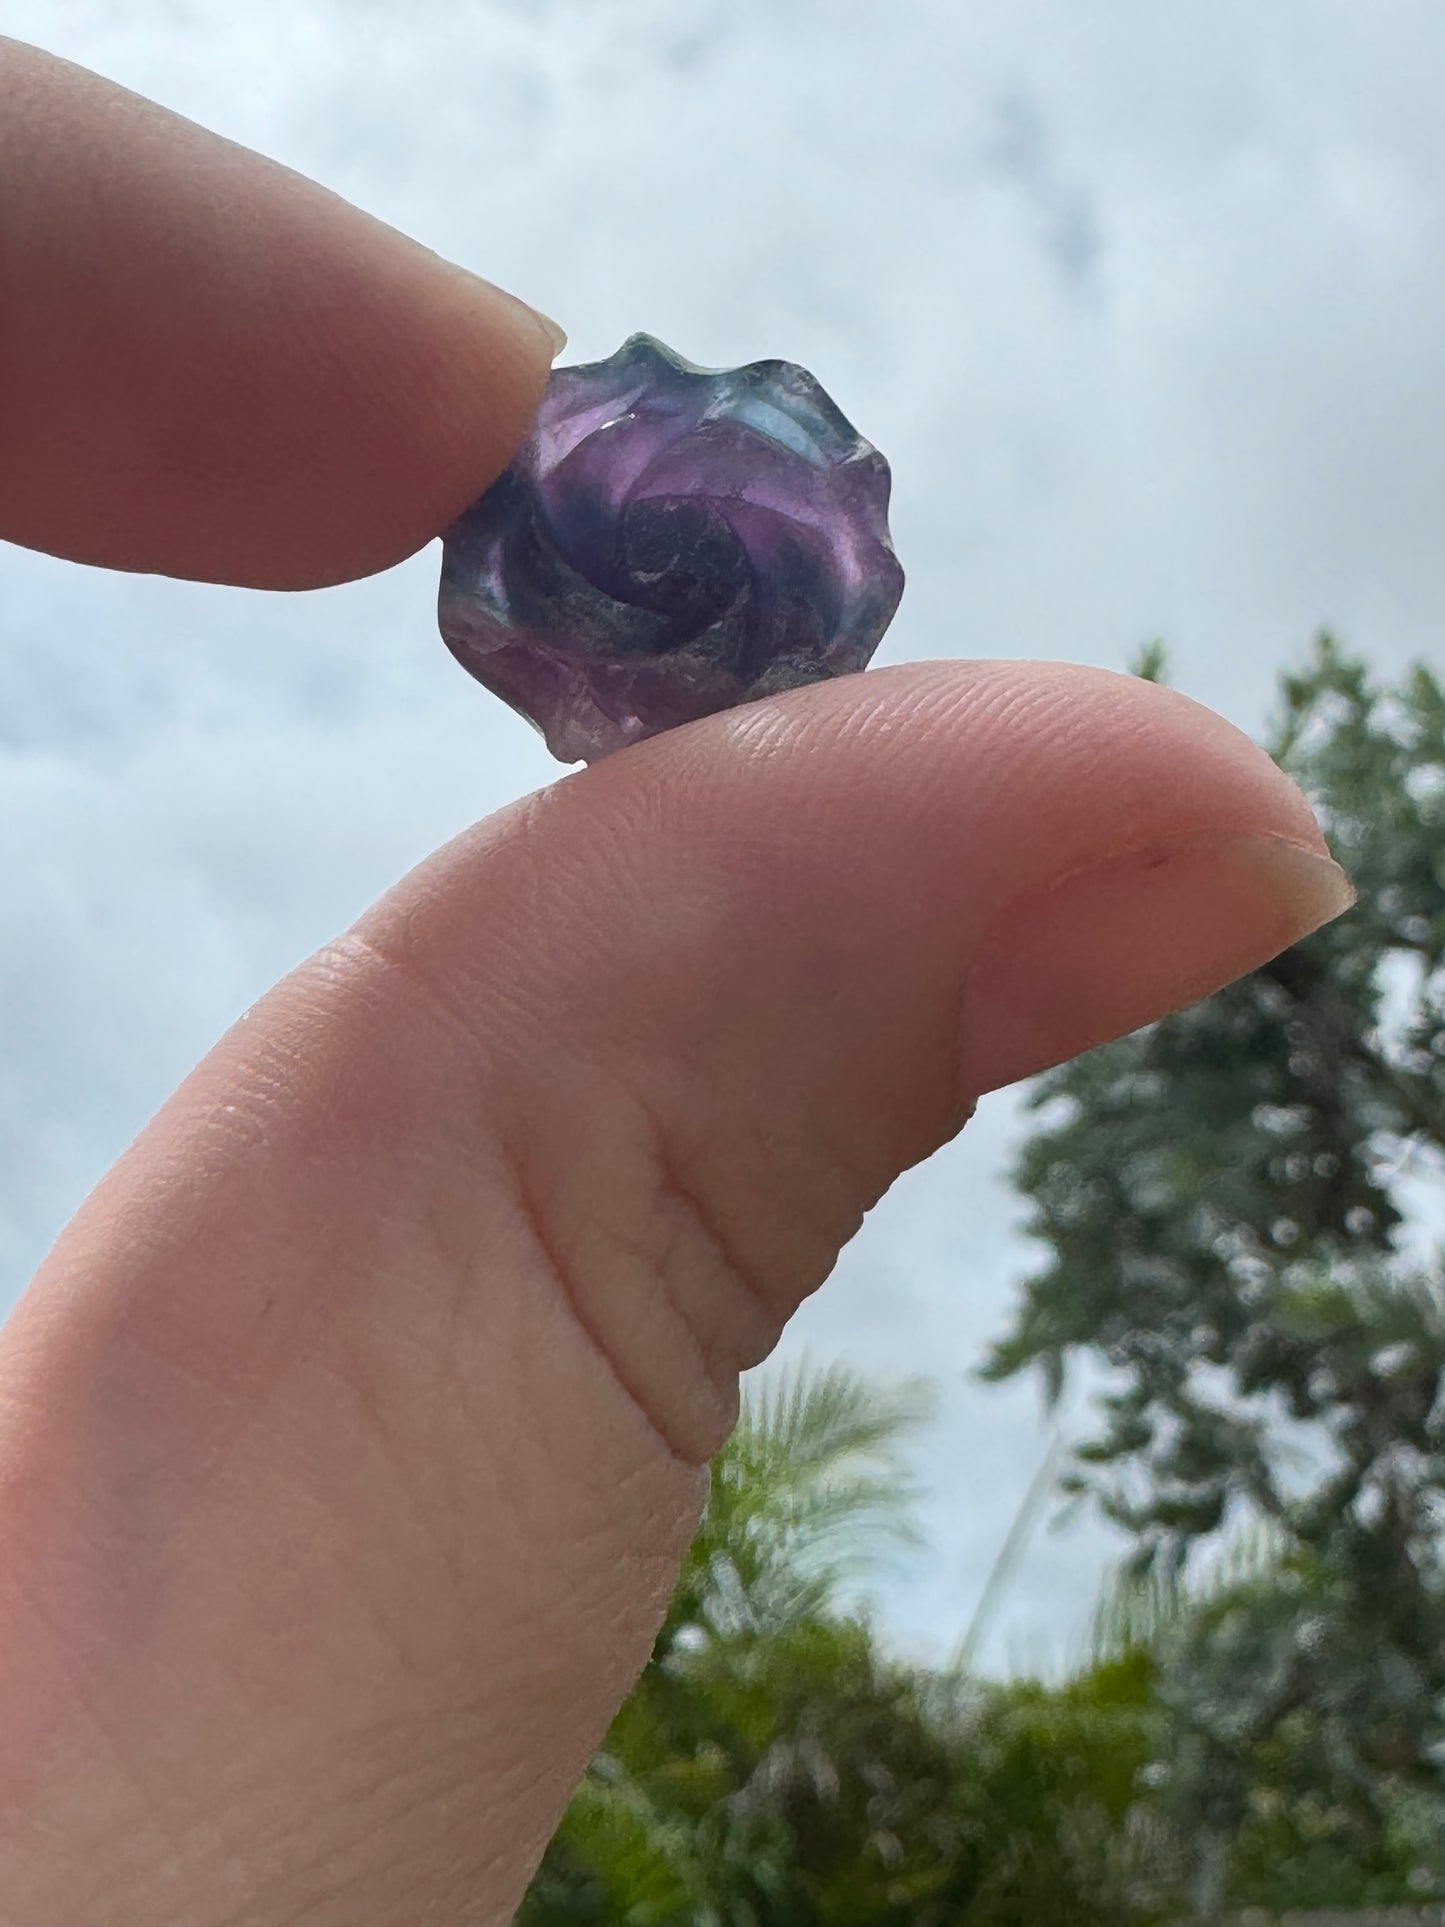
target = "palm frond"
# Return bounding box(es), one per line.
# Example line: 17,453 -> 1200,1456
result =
681,1360 -> 932,1638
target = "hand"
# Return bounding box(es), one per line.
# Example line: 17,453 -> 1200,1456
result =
0,38 -> 1354,1926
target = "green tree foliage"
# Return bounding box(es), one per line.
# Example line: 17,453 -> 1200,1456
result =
521,1366 -> 1178,1925
984,639 -> 1445,1908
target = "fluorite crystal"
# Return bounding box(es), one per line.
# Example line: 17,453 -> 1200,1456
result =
438,334 -> 904,763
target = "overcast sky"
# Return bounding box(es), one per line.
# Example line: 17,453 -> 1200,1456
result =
4,0 -> 1444,1671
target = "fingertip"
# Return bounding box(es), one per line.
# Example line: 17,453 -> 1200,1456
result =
956,828 -> 1354,1095
248,234 -> 563,588
0,38 -> 562,585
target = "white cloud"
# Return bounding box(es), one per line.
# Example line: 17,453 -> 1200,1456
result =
4,0 -> 1442,1665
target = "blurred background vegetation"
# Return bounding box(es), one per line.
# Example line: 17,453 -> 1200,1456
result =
521,640 -> 1445,1925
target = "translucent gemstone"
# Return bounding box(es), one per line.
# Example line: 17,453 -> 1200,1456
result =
437,334 -> 904,763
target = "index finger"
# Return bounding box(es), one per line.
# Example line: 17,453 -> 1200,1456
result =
0,37 -> 562,588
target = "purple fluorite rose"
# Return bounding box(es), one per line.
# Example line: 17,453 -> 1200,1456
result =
438,334 -> 904,763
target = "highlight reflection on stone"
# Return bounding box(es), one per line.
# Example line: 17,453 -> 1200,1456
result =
438,335 -> 905,763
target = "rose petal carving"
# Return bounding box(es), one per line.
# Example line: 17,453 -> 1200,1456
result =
438,334 -> 904,764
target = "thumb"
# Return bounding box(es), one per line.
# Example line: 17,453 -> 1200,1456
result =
0,660 -> 1350,1924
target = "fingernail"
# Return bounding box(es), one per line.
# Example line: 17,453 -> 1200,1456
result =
488,281 -> 567,358
449,264 -> 567,359
959,831 -> 1355,1095
1218,834 -> 1356,933
530,306 -> 568,358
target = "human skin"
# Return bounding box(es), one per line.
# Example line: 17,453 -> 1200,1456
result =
0,37 -> 1355,1926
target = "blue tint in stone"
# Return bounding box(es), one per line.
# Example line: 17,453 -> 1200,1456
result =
438,335 -> 904,764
